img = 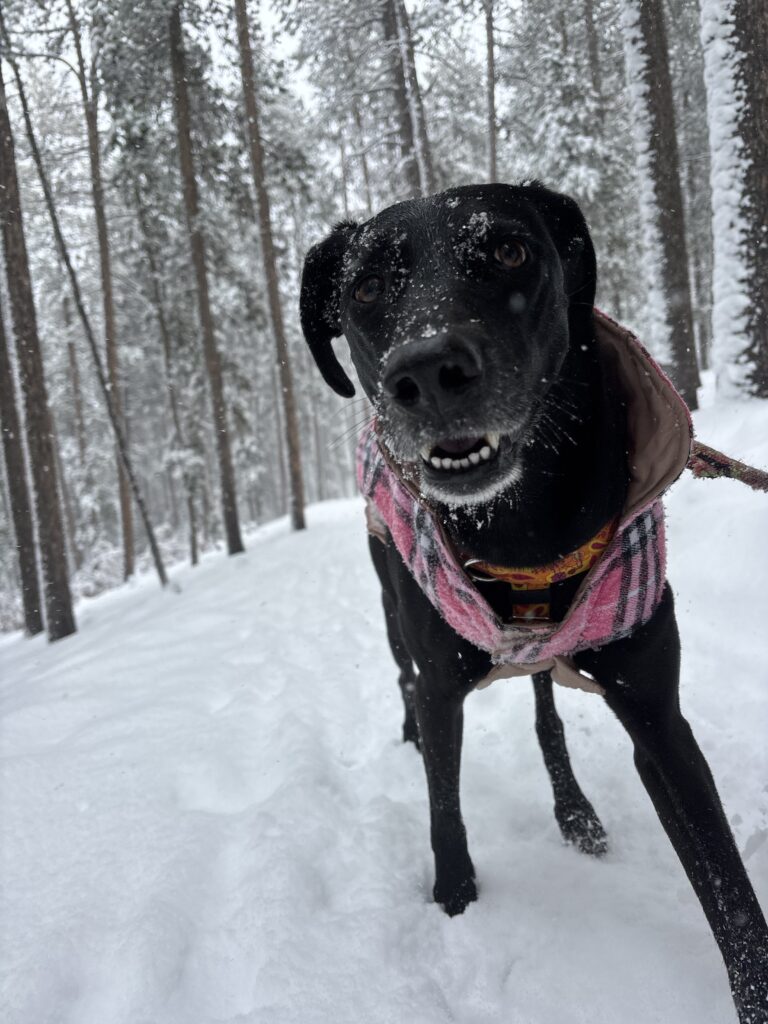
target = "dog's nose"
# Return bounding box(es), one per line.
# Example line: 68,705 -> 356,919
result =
382,335 -> 483,412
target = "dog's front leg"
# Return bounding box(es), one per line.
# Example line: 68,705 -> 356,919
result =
578,585 -> 768,1023
412,670 -> 477,915
390,552 -> 487,915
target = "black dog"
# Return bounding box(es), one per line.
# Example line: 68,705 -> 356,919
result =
299,183 -> 768,1022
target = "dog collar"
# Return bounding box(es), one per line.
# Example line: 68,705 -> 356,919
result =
462,519 -> 617,621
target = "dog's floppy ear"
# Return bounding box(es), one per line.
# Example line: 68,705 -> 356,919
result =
522,184 -> 596,310
300,221 -> 357,398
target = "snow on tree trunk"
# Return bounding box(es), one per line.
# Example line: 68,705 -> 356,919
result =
621,0 -> 700,408
699,1 -> 750,389
700,0 -> 768,394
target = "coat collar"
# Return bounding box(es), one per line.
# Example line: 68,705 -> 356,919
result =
591,309 -> 692,523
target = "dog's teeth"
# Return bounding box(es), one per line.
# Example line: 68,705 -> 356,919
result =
420,446 -> 432,462
429,448 -> 491,472
486,432 -> 500,450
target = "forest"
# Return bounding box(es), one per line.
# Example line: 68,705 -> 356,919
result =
0,0 -> 766,639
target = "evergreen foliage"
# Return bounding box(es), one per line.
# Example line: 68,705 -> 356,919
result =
0,0 -> 765,630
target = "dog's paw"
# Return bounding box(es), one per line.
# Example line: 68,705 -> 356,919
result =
434,870 -> 478,917
556,802 -> 609,857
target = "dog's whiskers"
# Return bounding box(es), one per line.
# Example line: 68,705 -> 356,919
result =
327,415 -> 374,450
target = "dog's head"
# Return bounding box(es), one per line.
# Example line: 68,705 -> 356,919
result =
299,182 -> 596,505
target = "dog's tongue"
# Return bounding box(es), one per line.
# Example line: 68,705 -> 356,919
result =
436,436 -> 483,455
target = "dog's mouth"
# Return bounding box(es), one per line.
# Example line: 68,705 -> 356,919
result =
419,432 -> 500,472
414,428 -> 524,506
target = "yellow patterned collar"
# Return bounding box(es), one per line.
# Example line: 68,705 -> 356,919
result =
463,519 -> 617,621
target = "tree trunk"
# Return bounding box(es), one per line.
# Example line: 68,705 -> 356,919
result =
484,0 -> 497,182
680,88 -> 713,371
0,293 -> 43,635
62,294 -> 87,465
0,35 -> 169,589
311,406 -> 326,503
0,61 -> 76,640
733,0 -> 768,394
381,0 -> 421,198
699,1 -> 748,386
622,0 -> 701,408
50,413 -> 83,572
583,0 -> 603,105
169,1 -> 244,554
349,104 -> 374,216
64,0 -> 135,580
133,184 -> 199,565
339,131 -> 350,220
271,356 -> 288,516
233,0 -> 306,531
341,42 -> 375,216
394,0 -> 436,193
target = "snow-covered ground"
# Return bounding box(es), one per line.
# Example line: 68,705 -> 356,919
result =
2,400 -> 767,1024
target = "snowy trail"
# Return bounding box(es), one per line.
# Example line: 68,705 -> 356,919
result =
2,401 -> 767,1024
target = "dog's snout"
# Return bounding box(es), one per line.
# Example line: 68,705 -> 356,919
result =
382,335 -> 483,412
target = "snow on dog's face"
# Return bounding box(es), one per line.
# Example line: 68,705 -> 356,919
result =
299,183 -> 596,506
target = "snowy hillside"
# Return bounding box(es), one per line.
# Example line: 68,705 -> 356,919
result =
2,400 -> 767,1024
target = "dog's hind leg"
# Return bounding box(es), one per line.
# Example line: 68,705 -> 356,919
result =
532,671 -> 608,856
580,586 -> 768,1023
369,536 -> 420,746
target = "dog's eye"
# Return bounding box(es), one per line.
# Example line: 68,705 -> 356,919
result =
493,241 -> 526,269
353,275 -> 385,303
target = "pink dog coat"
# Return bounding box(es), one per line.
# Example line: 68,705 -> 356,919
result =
357,310 -> 693,694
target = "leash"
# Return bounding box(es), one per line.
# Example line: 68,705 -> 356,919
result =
462,441 -> 768,627
687,440 -> 768,493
